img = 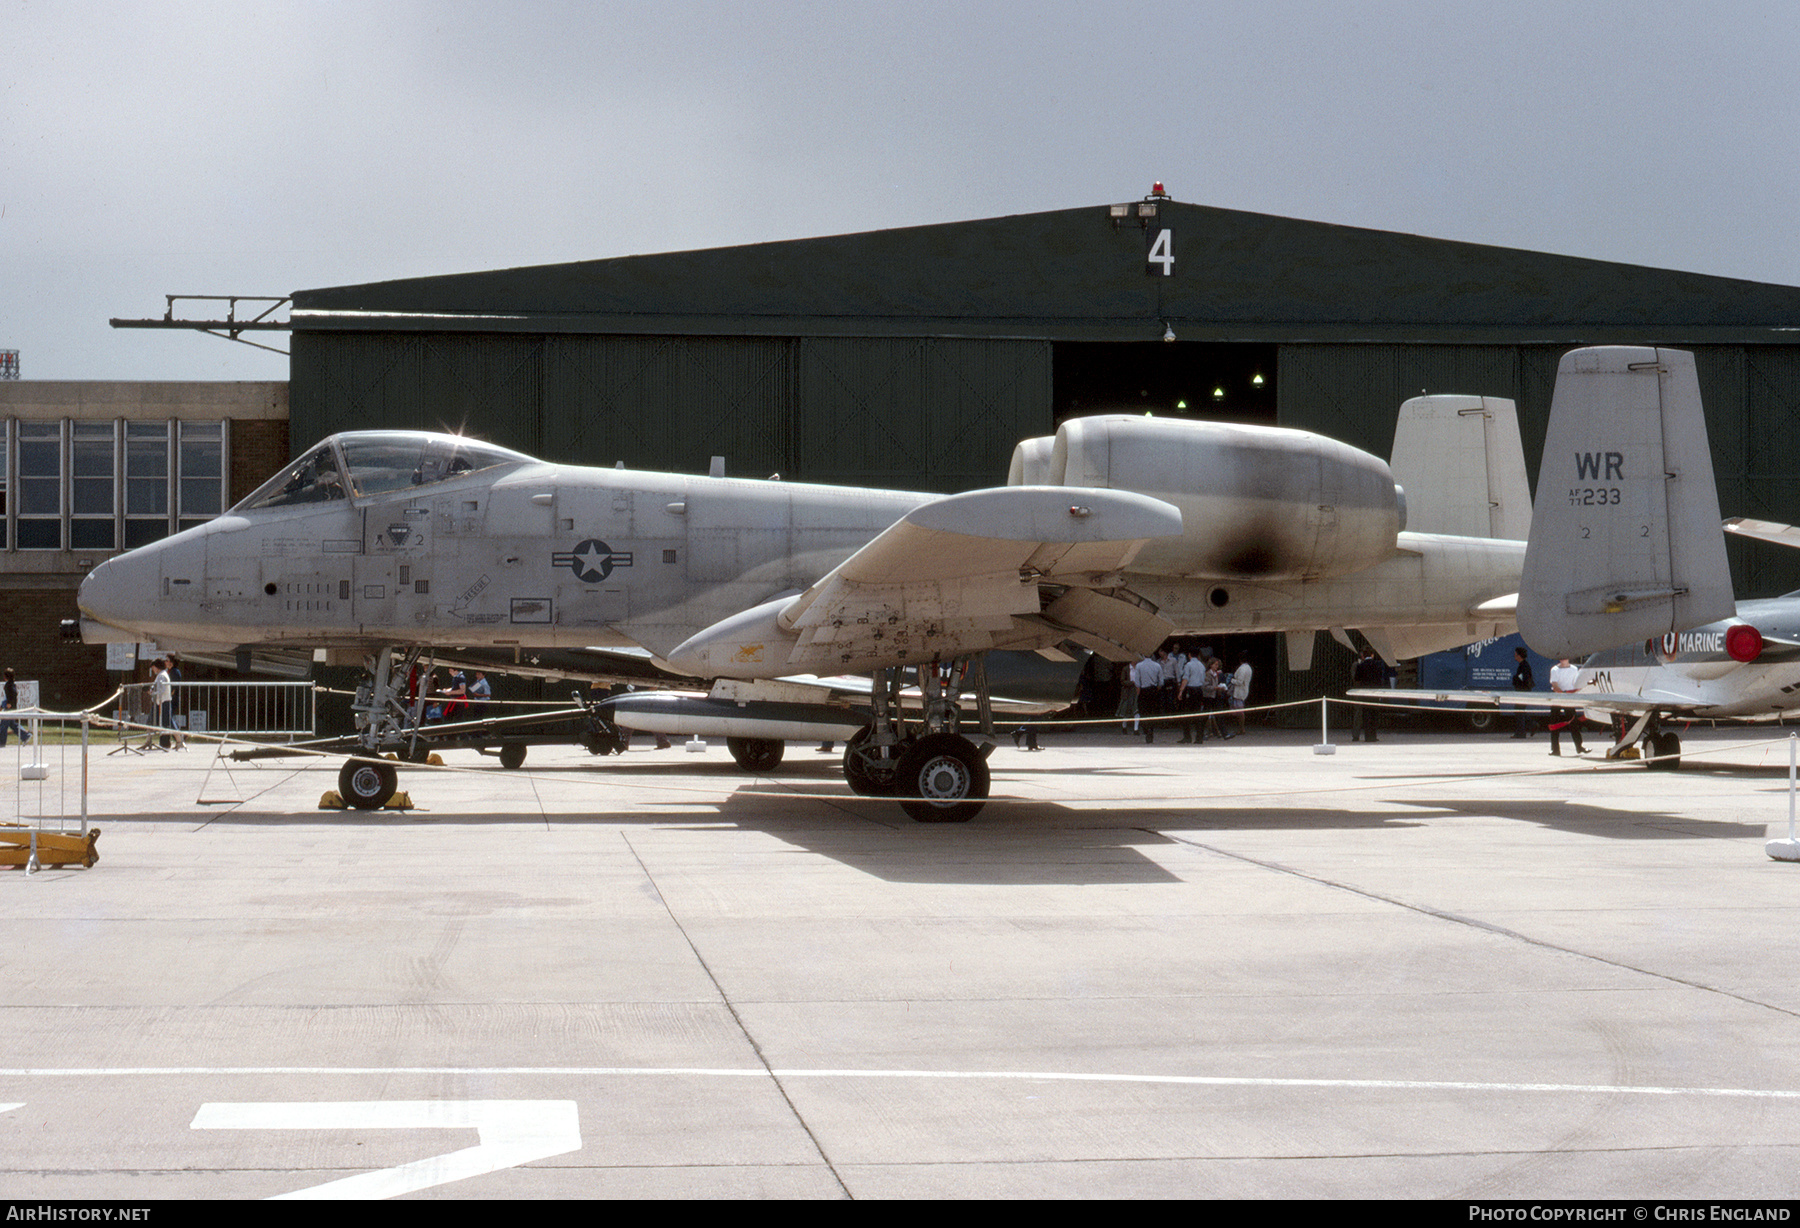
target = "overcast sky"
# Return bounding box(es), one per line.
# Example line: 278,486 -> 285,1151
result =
5,0 -> 1798,381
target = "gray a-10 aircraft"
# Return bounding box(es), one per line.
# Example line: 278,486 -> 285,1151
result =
74,374 -> 1554,818
1360,346 -> 1800,768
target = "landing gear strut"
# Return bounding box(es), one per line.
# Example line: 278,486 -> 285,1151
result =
350,646 -> 431,757
337,647 -> 432,810
845,655 -> 995,821
1607,709 -> 1683,770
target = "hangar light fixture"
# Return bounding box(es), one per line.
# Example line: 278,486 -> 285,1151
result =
1212,386 -> 1226,401
1163,324 -> 1176,342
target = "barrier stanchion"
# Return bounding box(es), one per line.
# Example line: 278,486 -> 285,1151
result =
1768,733 -> 1800,861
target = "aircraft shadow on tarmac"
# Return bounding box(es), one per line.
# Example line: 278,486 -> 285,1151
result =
1379,797 -> 1768,841
98,745 -> 1773,887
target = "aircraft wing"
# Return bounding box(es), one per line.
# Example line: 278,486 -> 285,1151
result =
1350,687 -> 1706,715
668,485 -> 1183,678
1725,517 -> 1800,550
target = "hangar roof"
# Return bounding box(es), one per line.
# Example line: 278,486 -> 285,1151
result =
291,200 -> 1800,345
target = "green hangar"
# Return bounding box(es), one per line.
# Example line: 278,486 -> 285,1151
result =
287,192 -> 1800,609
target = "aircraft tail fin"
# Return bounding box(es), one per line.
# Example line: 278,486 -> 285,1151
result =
1518,347 -> 1735,658
1389,395 -> 1531,539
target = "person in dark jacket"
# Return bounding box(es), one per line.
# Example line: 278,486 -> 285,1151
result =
1510,646 -> 1538,738
1350,648 -> 1386,742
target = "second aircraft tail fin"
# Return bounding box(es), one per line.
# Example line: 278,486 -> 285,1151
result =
1389,395 -> 1531,539
1518,346 -> 1735,658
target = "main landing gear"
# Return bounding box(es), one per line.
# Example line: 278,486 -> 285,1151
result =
844,656 -> 995,822
1606,710 -> 1683,771
338,646 -> 433,810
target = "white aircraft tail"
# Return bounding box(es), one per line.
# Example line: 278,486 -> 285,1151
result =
1389,395 -> 1531,539
1518,346 -> 1735,658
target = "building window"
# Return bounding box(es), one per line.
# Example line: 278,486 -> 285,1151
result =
125,422 -> 170,549
16,422 -> 62,550
71,422 -> 116,550
7,419 -> 229,553
178,421 -> 223,532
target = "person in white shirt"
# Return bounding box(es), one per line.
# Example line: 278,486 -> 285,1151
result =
1548,657 -> 1587,756
1229,652 -> 1254,737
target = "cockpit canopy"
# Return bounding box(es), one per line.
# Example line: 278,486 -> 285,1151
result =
235,431 -> 537,512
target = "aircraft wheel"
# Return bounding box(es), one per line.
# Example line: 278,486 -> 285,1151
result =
897,732 -> 990,823
843,726 -> 902,796
1648,731 -> 1682,770
499,742 -> 527,770
338,757 -> 398,810
1467,710 -> 1494,733
403,742 -> 432,764
727,737 -> 784,772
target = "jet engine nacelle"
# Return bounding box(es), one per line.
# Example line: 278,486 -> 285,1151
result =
1011,415 -> 1403,581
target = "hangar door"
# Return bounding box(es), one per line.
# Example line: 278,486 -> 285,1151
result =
292,332 -> 1050,491
1276,344 -> 1525,463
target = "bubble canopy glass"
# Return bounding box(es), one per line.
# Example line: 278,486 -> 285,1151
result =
234,432 -> 536,512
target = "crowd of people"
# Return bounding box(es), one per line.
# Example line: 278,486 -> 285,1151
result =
1092,643 -> 1256,745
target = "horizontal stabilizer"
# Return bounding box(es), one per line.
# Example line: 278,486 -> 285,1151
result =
1354,687 -> 1699,717
1359,623 -> 1512,665
1518,347 -> 1735,658
1725,517 -> 1800,550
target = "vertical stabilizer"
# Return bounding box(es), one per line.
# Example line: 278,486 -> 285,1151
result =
1389,395 -> 1531,539
1518,347 -> 1734,657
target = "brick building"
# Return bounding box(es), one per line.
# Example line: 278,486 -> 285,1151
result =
0,382 -> 288,708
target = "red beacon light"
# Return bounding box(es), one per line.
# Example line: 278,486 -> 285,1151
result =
1726,623 -> 1764,662
1150,181 -> 1167,197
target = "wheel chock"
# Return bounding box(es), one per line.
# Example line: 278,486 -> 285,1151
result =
0,824 -> 100,869
320,790 -> 411,811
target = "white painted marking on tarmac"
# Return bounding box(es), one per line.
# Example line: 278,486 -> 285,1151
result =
191,1099 -> 580,1200
0,1103 -> 21,1113
11,1065 -> 1800,1101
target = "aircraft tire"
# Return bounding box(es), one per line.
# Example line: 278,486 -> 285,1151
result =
339,757 -> 398,810
1467,710 -> 1494,733
499,742 -> 527,770
1648,731 -> 1682,770
727,737 -> 784,772
896,732 -> 990,823
403,742 -> 432,764
843,726 -> 901,796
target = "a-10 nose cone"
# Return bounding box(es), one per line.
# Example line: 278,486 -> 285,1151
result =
76,551 -> 146,640
75,530 -> 204,645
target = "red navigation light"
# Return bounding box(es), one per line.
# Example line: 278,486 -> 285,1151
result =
1151,181 -> 1166,196
1726,623 -> 1764,662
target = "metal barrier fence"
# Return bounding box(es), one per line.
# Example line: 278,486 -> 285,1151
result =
3,710 -> 94,872
118,681 -> 315,743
